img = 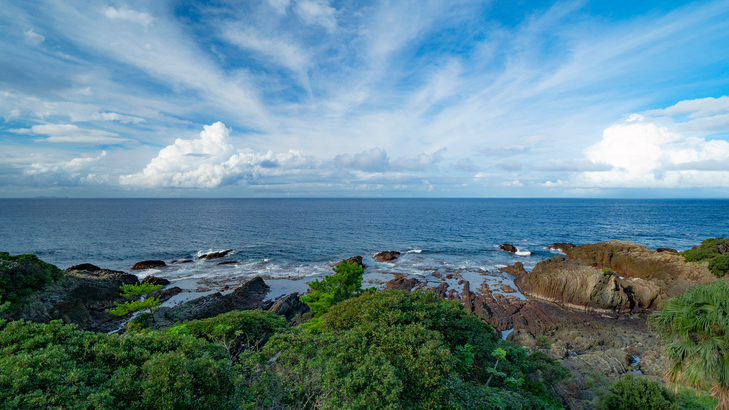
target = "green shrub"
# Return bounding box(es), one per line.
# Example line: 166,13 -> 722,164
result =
599,374 -> 678,410
0,320 -> 237,409
120,282 -> 163,297
683,237 -> 729,276
708,254 -> 729,277
107,297 -> 160,316
602,267 -> 612,275
0,252 -> 64,309
300,260 -> 368,318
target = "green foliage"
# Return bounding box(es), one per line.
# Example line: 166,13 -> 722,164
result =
0,252 -> 64,309
120,282 -> 163,297
683,238 -> 729,276
651,279 -> 729,409
0,320 -> 237,409
107,297 -> 160,316
599,374 -> 678,410
602,267 -> 612,275
676,386 -> 719,410
299,260 -> 367,318
241,290 -> 567,410
536,334 -> 552,349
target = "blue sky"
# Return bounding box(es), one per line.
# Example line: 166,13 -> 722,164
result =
1,0 -> 729,197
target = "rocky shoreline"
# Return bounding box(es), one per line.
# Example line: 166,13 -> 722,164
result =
0,239 -> 719,409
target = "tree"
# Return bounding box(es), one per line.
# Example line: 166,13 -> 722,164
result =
300,260 -> 367,318
651,279 -> 729,410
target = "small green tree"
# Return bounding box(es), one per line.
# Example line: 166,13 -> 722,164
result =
300,260 -> 367,318
651,279 -> 729,410
599,374 -> 678,410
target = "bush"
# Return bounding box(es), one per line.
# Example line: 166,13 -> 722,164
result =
0,252 -> 64,309
119,282 -> 162,297
107,297 -> 160,316
708,254 -> 729,277
684,237 -> 729,276
599,374 -> 678,410
300,260 -> 368,318
0,320 -> 237,409
241,290 -> 567,410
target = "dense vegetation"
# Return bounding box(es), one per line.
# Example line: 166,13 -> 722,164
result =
0,252 -> 64,309
652,279 -> 729,410
683,237 -> 729,276
599,374 -> 717,410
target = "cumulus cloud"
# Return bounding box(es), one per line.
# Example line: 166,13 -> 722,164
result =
10,124 -> 128,144
120,122 -> 316,188
546,116 -> 729,188
23,29 -> 45,45
537,158 -> 612,172
102,7 -> 154,27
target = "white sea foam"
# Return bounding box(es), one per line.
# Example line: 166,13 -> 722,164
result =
515,250 -> 531,256
407,249 -> 422,253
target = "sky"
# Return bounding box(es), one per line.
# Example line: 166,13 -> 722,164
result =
1,0 -> 729,198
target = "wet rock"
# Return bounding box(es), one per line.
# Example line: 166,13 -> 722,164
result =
546,242 -> 575,252
172,260 -> 194,264
141,276 -> 171,286
499,262 -> 528,277
374,251 -> 401,262
385,275 -> 422,291
130,260 -> 166,271
656,247 -> 678,253
66,263 -> 101,272
268,293 -> 309,321
432,282 -> 448,298
341,256 -> 365,268
150,277 -> 269,328
148,286 -> 182,303
515,256 -> 632,313
500,284 -> 517,293
217,261 -> 237,265
565,240 -> 715,298
199,249 -> 234,260
499,243 -> 517,253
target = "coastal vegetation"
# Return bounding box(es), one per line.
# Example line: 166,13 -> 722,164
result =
0,252 -> 64,309
683,237 -> 729,276
106,282 -> 164,316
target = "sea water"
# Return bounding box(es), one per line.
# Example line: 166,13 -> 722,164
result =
0,198 -> 727,289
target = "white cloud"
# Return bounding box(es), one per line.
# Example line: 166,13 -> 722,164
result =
644,96 -> 729,118
391,148 -> 446,171
551,117 -> 729,188
11,124 -> 128,144
4,109 -> 20,122
120,122 -> 317,188
453,158 -> 480,172
501,180 -> 523,187
294,0 -> 337,31
497,160 -> 522,172
23,29 -> 45,45
102,7 -> 154,27
333,148 -> 389,172
26,151 -> 106,176
221,27 -> 309,74
267,0 -> 291,14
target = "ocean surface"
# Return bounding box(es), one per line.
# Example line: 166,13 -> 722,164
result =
1,198 -> 727,296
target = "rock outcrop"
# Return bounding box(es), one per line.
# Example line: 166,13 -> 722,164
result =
340,256 -> 365,268
499,261 -> 527,277
199,249 -> 234,260
565,240 -> 715,297
150,277 -> 269,328
385,275 -> 422,291
499,243 -> 517,253
547,243 -> 575,252
142,276 -> 170,286
130,260 -> 166,271
374,251 -> 401,262
268,293 -> 309,321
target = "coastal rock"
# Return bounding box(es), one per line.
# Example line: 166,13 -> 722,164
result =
150,276 -> 269,328
719,242 -> 729,254
374,251 -> 401,262
67,263 -> 101,272
656,247 -> 678,254
385,275 -> 422,291
499,261 -> 528,277
500,284 -> 517,293
148,286 -> 182,303
141,276 -> 170,286
172,259 -> 194,264
268,293 -> 309,321
217,261 -> 237,265
499,243 -> 517,253
130,260 -> 166,271
198,249 -> 234,260
515,256 -> 632,313
547,243 -> 575,252
343,256 -> 366,268
565,240 -> 715,297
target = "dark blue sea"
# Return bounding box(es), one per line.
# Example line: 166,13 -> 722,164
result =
1,198 -> 727,289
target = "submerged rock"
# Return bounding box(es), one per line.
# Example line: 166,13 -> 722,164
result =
374,251 -> 401,262
546,242 -> 575,252
198,249 -> 234,260
130,260 -> 166,271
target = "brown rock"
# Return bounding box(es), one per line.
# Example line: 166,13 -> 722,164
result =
719,242 -> 729,254
199,249 -> 234,260
141,276 -> 170,286
500,243 -> 517,253
385,275 -> 422,291
269,293 -> 310,321
173,260 -> 194,264
499,262 -> 528,277
148,286 -> 182,303
500,284 -> 517,293
656,247 -> 678,254
130,260 -> 166,271
66,263 -> 101,272
546,243 -> 575,252
217,261 -> 237,265
374,251 -> 401,262
432,282 -> 448,298
342,256 -> 366,268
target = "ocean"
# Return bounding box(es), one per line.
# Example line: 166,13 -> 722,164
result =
1,198 -> 727,298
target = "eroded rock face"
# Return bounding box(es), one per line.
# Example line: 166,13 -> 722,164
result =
565,240 -> 715,297
515,256 -> 632,314
499,262 -> 527,277
198,249 -> 234,260
130,260 -> 166,271
268,293 -> 309,321
499,243 -> 517,253
150,277 -> 269,328
374,251 -> 401,262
